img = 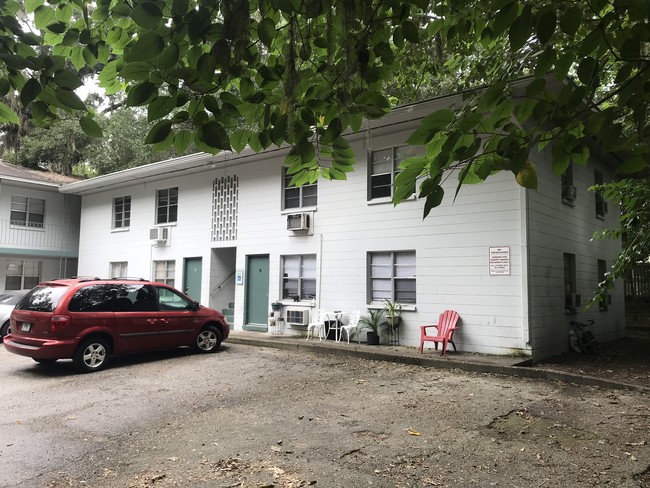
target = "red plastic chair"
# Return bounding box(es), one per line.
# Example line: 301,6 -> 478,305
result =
419,310 -> 459,356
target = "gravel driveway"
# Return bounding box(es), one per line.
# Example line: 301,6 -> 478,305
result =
1,342 -> 649,488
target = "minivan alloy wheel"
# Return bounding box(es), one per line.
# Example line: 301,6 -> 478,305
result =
195,326 -> 222,353
73,338 -> 110,373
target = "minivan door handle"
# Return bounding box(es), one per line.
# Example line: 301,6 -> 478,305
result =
146,319 -> 157,325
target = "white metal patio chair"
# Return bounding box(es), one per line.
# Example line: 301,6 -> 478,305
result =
306,308 -> 327,341
339,310 -> 361,344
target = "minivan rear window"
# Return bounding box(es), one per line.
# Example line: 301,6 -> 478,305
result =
15,286 -> 68,312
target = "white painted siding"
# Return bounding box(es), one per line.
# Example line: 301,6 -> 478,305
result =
526,151 -> 624,361
72,100 -> 529,356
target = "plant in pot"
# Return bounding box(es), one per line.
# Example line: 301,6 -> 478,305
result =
358,309 -> 385,345
382,299 -> 402,328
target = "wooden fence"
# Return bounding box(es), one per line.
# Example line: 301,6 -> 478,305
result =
626,263 -> 650,299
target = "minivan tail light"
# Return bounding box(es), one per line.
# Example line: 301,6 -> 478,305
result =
50,315 -> 71,333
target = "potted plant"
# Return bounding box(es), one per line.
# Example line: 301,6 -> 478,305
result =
358,309 -> 385,345
382,299 -> 402,328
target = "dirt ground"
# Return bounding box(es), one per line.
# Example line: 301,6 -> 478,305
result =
538,337 -> 650,390
17,342 -> 647,488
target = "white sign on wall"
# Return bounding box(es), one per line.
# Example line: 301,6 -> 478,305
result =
489,247 -> 511,276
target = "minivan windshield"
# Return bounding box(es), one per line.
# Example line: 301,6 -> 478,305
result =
15,285 -> 69,312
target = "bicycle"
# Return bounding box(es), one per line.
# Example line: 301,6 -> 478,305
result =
569,320 -> 600,354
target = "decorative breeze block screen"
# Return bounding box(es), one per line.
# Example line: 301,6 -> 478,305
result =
212,175 -> 239,241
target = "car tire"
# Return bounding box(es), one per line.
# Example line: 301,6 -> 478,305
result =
73,337 -> 111,373
33,358 -> 58,364
194,325 -> 222,353
0,320 -> 9,341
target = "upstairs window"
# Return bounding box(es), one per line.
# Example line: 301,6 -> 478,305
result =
368,251 -> 416,304
11,196 -> 45,228
281,254 -> 316,300
156,188 -> 178,224
283,169 -> 317,209
561,164 -> 576,205
594,170 -> 607,218
369,146 -> 422,200
113,196 -> 131,229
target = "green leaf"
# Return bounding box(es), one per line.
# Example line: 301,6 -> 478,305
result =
25,0 -> 44,13
230,130 -> 249,153
258,17 -> 276,48
197,53 -> 217,81
406,109 -> 453,145
200,121 -> 231,150
174,130 -> 193,153
119,62 -> 151,81
129,32 -> 165,62
54,70 -> 83,90
618,155 -> 647,174
55,88 -> 86,110
402,20 -> 419,43
0,101 -> 19,124
127,82 -> 157,106
509,6 -> 532,51
131,2 -> 163,29
145,119 -> 173,144
80,116 -> 103,138
148,96 -> 176,122
577,57 -> 599,87
536,8 -> 556,45
423,186 -> 444,218
20,78 -> 41,106
34,5 -> 55,29
560,6 -> 582,35
320,117 -> 342,145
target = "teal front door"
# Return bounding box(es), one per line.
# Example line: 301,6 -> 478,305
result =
183,257 -> 202,302
244,255 -> 269,329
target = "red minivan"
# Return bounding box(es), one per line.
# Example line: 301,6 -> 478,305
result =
4,278 -> 229,373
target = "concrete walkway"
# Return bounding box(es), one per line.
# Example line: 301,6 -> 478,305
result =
228,331 -> 650,393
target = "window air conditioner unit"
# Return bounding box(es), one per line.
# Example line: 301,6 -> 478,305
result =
562,184 -> 577,203
149,227 -> 168,243
286,307 -> 309,325
287,213 -> 310,231
596,200 -> 608,216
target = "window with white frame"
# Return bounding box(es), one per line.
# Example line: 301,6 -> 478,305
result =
110,262 -> 128,278
154,260 -> 175,286
281,254 -> 316,300
368,145 -> 423,200
10,196 -> 45,228
113,196 -> 131,229
368,251 -> 416,304
5,260 -> 42,290
156,187 -> 178,224
283,168 -> 317,209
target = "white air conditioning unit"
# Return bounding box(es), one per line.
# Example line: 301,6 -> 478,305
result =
287,213 -> 310,231
286,307 -> 309,325
149,227 -> 169,243
562,184 -> 577,203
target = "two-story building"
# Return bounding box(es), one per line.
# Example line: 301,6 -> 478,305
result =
59,95 -> 624,361
0,161 -> 81,290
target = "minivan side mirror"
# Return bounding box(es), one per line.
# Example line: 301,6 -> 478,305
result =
192,301 -> 200,311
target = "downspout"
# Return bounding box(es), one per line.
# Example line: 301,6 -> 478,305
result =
522,187 -> 532,349
318,232 -> 323,306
